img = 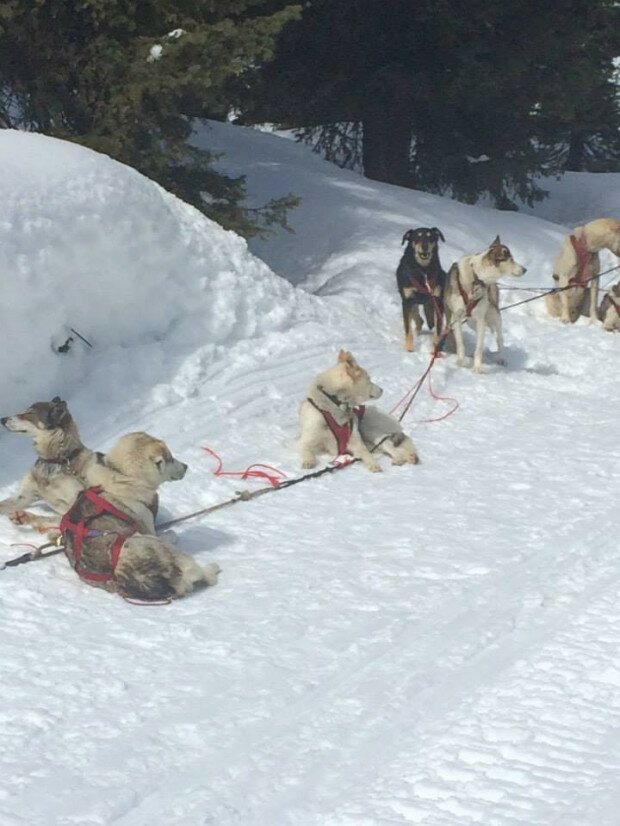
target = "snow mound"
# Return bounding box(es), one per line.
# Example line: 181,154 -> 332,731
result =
0,130 -> 309,412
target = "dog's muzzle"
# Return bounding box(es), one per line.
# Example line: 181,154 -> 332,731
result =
171,461 -> 188,480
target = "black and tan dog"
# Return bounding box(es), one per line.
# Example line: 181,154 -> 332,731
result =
396,227 -> 447,351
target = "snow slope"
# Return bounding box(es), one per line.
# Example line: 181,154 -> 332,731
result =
1,126 -> 620,826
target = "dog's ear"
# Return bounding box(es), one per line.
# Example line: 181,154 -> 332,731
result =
337,349 -> 356,366
47,398 -> 68,427
490,235 -> 501,247
431,227 -> 445,243
401,230 -> 414,246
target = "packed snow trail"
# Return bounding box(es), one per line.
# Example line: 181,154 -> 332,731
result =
1,127 -> 620,825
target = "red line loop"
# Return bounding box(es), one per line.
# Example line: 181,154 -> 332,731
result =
202,445 -> 287,488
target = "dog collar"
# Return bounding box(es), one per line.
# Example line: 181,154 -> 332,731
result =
38,447 -> 82,466
317,385 -> 352,412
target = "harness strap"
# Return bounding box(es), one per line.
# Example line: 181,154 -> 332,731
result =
456,272 -> 482,317
307,399 -> 365,456
569,233 -> 590,287
59,487 -> 139,584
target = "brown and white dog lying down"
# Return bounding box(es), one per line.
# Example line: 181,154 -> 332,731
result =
0,398 -> 219,600
545,218 -> 620,324
444,237 -> 526,373
0,397 -> 97,521
599,283 -> 620,331
298,350 -> 419,472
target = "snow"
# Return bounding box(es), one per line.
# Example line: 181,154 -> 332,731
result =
1,124 -> 620,825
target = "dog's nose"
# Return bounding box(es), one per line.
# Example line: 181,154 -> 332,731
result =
180,462 -> 188,477
0,417 -> 7,427
522,266 -> 528,274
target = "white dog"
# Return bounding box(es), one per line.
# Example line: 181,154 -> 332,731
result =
298,350 -> 418,471
444,236 -> 526,372
547,218 -> 620,324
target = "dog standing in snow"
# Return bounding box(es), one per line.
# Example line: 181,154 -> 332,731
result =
545,218 -> 620,324
396,227 -> 447,352
444,236 -> 526,373
598,282 -> 620,331
298,350 -> 418,471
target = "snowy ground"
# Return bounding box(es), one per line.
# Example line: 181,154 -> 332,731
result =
1,125 -> 620,826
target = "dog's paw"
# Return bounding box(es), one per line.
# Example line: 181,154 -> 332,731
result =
9,510 -> 33,525
391,457 -> 406,466
301,458 -> 316,469
366,462 -> 382,473
203,562 -> 221,586
496,357 -> 506,367
472,363 -> 484,374
408,454 -> 420,465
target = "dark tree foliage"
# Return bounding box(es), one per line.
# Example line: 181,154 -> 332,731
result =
238,0 -> 620,208
0,0 -> 301,237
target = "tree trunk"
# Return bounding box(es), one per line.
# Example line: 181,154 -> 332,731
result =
565,133 -> 587,171
362,113 -> 412,187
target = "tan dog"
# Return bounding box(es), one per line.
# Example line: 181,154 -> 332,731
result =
299,350 -> 418,471
599,283 -> 620,331
444,237 -> 526,373
547,218 -> 620,324
67,432 -> 220,600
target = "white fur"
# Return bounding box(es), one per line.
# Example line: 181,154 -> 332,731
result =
445,239 -> 526,373
298,350 -> 418,471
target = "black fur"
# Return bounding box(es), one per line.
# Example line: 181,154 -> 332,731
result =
396,227 -> 447,341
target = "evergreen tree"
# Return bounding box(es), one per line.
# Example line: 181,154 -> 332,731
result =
239,0 -> 620,207
0,1 -> 300,237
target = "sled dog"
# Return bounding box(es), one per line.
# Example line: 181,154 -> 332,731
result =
298,350 -> 418,471
547,218 -> 620,324
444,236 -> 526,372
396,227 -> 447,352
64,432 -> 220,600
0,397 -> 98,521
599,282 -> 620,332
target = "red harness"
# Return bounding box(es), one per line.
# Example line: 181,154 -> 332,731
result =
59,486 -> 139,584
569,233 -> 590,287
456,272 -> 482,317
310,402 -> 365,456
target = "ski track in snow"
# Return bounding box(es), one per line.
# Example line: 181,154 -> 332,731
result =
1,126 -> 620,825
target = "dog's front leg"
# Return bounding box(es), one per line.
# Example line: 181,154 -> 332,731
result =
559,288 -> 572,324
453,317 -> 466,367
472,315 -> 486,374
488,306 -> 505,365
0,472 -> 39,515
348,428 -> 382,472
589,280 -> 599,323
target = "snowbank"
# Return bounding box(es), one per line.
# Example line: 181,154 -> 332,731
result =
0,130 -> 310,413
